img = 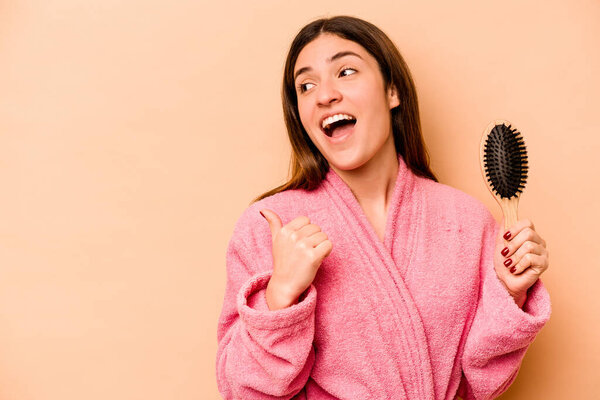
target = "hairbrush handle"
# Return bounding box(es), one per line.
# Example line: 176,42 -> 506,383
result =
499,197 -> 519,231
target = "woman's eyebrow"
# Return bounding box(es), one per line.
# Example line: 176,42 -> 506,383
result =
294,51 -> 363,81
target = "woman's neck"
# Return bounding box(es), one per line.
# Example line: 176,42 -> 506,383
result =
330,135 -> 399,211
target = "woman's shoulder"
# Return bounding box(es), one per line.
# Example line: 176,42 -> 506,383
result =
417,176 -> 496,225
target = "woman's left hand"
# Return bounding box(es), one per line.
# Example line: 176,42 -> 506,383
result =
493,218 -> 549,308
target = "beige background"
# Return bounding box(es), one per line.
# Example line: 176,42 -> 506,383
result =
1,0 -> 598,399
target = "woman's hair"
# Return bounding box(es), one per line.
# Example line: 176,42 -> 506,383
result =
252,15 -> 437,203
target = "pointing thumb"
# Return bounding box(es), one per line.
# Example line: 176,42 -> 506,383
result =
260,208 -> 282,239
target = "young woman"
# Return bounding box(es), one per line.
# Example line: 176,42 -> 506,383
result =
216,16 -> 551,400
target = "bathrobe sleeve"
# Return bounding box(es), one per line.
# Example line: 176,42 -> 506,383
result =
458,207 -> 552,400
216,224 -> 317,400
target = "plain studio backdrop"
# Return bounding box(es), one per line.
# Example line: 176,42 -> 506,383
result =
1,1 -> 598,399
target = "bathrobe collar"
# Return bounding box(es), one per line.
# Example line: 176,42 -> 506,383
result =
322,152 -> 418,265
321,153 -> 436,399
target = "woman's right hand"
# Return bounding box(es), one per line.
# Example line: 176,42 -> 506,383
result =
260,209 -> 333,310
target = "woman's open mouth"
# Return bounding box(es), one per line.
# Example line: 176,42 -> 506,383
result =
321,114 -> 357,139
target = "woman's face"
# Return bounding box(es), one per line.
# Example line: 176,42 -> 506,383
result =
293,33 -> 399,171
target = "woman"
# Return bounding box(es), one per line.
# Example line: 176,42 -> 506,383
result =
216,16 -> 551,400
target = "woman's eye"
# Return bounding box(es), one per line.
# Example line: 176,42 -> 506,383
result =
340,67 -> 357,77
297,69 -> 355,93
298,82 -> 315,93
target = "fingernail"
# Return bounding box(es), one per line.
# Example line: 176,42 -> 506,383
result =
504,258 -> 512,267
501,247 -> 509,257
503,231 -> 512,240
259,210 -> 266,219
510,266 -> 516,273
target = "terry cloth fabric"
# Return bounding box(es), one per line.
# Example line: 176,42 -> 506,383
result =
216,153 -> 551,400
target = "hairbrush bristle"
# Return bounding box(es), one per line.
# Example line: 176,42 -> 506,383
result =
483,123 -> 528,199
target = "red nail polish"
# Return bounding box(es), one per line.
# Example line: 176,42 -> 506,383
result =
504,258 -> 512,267
501,247 -> 509,257
510,266 -> 516,273
503,231 -> 511,240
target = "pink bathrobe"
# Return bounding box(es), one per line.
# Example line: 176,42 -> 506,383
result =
216,154 -> 551,400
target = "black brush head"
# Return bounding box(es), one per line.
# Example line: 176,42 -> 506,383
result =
483,123 -> 528,199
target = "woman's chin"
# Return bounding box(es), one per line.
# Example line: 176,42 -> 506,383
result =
326,154 -> 368,172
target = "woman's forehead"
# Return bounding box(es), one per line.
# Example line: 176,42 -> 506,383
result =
294,34 -> 372,75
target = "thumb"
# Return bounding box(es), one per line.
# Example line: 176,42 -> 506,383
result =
259,208 -> 282,239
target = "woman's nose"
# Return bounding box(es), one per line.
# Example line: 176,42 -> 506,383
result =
316,79 -> 341,106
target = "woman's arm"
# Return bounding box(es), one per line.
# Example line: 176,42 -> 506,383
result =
458,209 -> 552,400
216,230 -> 317,400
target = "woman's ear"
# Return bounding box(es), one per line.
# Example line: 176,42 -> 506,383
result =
387,84 -> 400,109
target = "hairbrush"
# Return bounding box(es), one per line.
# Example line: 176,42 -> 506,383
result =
480,120 -> 529,230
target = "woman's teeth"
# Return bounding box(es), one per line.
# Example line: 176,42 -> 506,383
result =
321,113 -> 356,131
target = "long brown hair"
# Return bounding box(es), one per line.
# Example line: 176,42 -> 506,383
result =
252,15 -> 437,203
